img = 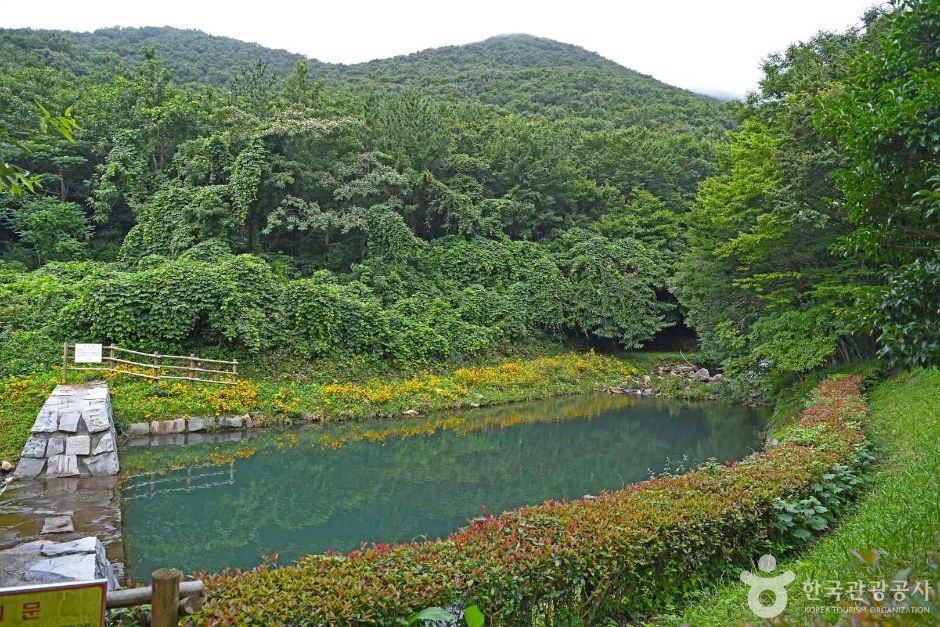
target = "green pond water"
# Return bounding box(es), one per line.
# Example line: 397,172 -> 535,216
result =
120,393 -> 768,579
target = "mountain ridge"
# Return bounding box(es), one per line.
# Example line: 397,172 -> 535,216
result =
0,26 -> 717,100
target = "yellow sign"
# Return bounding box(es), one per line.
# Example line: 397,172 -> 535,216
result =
0,580 -> 106,627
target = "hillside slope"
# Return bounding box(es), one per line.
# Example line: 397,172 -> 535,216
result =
0,27 -> 726,128
0,26 -> 314,84
316,34 -> 722,127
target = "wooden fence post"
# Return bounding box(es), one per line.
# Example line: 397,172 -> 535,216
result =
151,567 -> 182,627
61,343 -> 68,384
152,351 -> 160,383
189,355 -> 195,386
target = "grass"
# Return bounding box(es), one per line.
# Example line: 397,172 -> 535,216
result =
674,367 -> 940,625
0,349 -> 693,463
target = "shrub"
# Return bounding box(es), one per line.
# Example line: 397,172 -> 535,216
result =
0,236 -> 677,374
196,376 -> 868,624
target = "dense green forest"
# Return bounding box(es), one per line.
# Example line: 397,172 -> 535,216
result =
0,0 -> 937,384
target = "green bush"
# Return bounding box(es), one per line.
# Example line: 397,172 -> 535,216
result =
0,236 -> 675,374
0,329 -> 59,376
284,279 -> 389,357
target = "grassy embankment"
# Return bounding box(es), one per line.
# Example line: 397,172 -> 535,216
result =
673,367 -> 940,625
0,348 -> 701,463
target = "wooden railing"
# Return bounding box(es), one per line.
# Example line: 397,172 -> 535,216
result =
62,343 -> 238,386
106,569 -> 204,624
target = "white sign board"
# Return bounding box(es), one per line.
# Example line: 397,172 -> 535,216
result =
74,343 -> 103,363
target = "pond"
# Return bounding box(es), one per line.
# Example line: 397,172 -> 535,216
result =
120,394 -> 769,580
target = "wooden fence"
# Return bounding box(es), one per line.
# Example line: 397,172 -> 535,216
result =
106,569 -> 204,624
61,343 -> 238,386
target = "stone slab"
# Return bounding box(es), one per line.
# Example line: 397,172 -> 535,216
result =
151,419 -> 185,435
46,454 -> 79,478
65,435 -> 91,456
85,386 -> 109,399
41,516 -> 74,534
82,410 -> 111,433
40,536 -> 97,557
0,540 -> 46,555
57,412 -> 81,433
46,437 -> 65,457
21,436 -> 47,459
92,432 -> 114,455
26,553 -> 96,583
127,422 -> 150,436
188,416 -> 208,432
219,415 -> 243,429
12,457 -> 46,480
83,452 -> 119,476
32,410 -> 58,433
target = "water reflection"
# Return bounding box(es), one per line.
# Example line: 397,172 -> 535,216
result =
121,394 -> 768,578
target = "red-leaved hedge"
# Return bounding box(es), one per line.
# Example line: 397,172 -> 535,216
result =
194,376 -> 867,625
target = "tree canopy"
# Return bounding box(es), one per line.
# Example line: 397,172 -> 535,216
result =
1,3 -> 937,379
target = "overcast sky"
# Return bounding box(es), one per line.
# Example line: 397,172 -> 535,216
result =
2,0 -> 881,98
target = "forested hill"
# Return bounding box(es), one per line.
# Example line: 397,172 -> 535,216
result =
0,26 -> 314,84
0,27 -> 724,128
314,34 -> 721,127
